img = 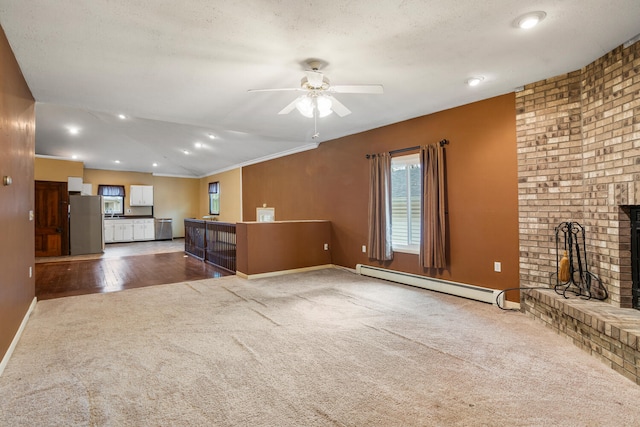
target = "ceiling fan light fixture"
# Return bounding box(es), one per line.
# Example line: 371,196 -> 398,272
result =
317,96 -> 333,118
295,96 -> 314,118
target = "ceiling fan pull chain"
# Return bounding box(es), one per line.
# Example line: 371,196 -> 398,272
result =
313,106 -> 320,139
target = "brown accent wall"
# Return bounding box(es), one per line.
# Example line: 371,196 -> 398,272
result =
236,221 -> 332,276
0,24 -> 35,363
516,40 -> 640,307
242,94 -> 519,296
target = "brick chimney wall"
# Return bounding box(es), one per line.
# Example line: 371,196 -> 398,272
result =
516,40 -> 640,308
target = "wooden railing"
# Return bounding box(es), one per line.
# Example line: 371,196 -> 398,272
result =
184,219 -> 236,273
205,221 -> 237,272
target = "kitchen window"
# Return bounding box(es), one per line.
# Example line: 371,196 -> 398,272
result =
391,154 -> 421,253
98,185 -> 125,215
209,182 -> 220,215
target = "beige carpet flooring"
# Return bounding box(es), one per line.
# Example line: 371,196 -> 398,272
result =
2,268 -> 640,426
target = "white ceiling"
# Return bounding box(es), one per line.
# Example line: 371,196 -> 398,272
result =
1,1 -> 639,177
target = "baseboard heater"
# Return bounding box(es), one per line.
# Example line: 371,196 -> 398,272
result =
355,264 -> 502,306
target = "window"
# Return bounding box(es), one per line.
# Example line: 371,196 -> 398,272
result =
98,185 -> 125,215
209,182 -> 220,215
391,154 -> 421,253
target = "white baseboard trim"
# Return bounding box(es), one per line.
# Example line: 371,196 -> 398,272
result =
237,264 -> 334,280
0,297 -> 37,377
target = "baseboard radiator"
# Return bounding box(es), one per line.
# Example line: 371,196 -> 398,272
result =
355,264 -> 502,306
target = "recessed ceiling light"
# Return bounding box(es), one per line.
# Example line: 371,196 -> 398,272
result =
71,154 -> 78,159
118,114 -> 127,119
466,76 -> 484,87
183,150 -> 190,155
194,142 -> 203,148
114,160 -> 121,164
68,127 -> 80,135
152,163 -> 158,167
516,11 -> 546,29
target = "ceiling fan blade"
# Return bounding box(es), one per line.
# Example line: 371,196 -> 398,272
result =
331,84 -> 384,94
329,96 -> 351,117
247,88 -> 301,93
278,97 -> 300,115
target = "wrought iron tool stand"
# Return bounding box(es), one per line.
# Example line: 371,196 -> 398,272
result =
554,221 -> 607,301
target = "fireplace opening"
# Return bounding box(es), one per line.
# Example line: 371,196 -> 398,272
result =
632,207 -> 640,309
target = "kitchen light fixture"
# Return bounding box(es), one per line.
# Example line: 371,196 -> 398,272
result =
466,76 -> 484,87
516,11 -> 546,29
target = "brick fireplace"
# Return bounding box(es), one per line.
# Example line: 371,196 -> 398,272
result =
516,37 -> 640,383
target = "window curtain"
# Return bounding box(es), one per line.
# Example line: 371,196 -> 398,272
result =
367,153 -> 393,261
419,144 -> 446,268
97,185 -> 125,197
208,182 -> 219,194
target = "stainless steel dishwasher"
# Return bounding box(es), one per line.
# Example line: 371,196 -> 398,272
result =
154,218 -> 173,240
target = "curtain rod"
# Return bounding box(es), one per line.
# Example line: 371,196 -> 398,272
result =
365,139 -> 448,159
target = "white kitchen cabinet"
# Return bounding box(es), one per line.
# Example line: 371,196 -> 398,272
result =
130,185 -> 154,206
104,219 -> 134,243
116,221 -> 134,242
104,220 -> 115,243
68,177 -> 83,192
105,218 -> 154,243
133,219 -> 155,241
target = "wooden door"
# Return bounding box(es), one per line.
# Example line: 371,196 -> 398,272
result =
35,181 -> 69,257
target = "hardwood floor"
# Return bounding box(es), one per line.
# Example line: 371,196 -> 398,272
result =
36,240 -> 232,300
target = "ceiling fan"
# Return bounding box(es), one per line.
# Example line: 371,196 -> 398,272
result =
248,60 -> 384,123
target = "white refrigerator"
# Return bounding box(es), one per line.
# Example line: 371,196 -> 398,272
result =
69,195 -> 104,255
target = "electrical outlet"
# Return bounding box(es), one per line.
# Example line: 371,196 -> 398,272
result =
362,245 -> 367,253
494,262 -> 501,272
324,243 -> 329,250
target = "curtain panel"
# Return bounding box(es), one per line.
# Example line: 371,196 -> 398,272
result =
97,185 -> 125,197
419,144 -> 447,268
367,153 -> 393,261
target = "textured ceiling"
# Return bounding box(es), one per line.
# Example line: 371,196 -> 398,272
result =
1,1 -> 639,177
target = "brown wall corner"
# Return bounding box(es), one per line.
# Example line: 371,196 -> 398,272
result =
0,23 -> 36,364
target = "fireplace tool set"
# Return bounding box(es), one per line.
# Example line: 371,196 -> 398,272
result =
554,221 -> 608,300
